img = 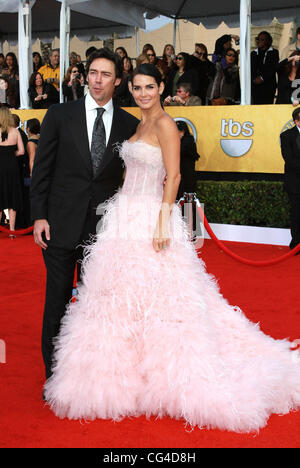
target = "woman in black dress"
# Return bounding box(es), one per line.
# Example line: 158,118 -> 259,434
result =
29,72 -> 59,109
176,120 -> 200,199
1,52 -> 20,108
0,107 -> 24,237
26,118 -> 40,176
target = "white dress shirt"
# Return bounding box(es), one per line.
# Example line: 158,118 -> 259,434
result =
85,91 -> 114,149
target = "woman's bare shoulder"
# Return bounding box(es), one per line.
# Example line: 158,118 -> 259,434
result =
155,112 -> 178,137
156,112 -> 177,132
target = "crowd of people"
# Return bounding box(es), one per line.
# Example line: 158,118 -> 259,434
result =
0,29 -> 300,110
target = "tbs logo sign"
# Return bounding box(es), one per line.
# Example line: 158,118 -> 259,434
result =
220,119 -> 254,157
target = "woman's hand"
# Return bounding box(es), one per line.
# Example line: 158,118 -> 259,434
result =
153,222 -> 170,252
152,203 -> 171,252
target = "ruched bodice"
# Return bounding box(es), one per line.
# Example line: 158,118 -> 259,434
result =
120,140 -> 166,199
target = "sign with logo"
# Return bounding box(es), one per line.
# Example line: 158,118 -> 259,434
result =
162,105 -> 293,174
220,119 -> 254,158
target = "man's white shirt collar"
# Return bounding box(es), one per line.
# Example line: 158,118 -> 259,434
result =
85,91 -> 113,114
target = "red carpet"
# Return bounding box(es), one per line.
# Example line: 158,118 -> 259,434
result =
0,232 -> 300,448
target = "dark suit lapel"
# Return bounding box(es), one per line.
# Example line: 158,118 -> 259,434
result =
68,97 -> 93,175
294,126 -> 300,152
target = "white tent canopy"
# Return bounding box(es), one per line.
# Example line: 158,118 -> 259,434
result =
119,0 -> 300,27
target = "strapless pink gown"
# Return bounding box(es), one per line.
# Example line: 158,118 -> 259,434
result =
44,140 -> 300,432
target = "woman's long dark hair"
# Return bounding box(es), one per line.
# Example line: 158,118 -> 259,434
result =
177,52 -> 190,71
33,52 -> 43,71
29,71 -> 44,89
176,120 -> 190,136
5,52 -> 19,75
214,35 -> 231,57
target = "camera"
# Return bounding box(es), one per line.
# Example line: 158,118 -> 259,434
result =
74,73 -> 80,79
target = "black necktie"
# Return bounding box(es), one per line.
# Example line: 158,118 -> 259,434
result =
91,107 -> 106,176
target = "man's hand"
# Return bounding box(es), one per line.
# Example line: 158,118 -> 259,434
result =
163,96 -> 172,105
34,219 -> 50,249
172,95 -> 185,105
254,76 -> 264,85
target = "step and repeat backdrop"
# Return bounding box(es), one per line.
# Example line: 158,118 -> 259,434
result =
15,104 -> 294,174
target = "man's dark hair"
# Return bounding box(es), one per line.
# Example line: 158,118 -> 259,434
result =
85,48 -> 123,79
85,46 -> 97,59
257,31 -> 273,48
27,118 -> 41,135
292,107 -> 300,122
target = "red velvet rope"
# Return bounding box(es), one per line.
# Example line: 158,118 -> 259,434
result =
1,202 -> 299,266
0,225 -> 34,235
195,203 -> 300,266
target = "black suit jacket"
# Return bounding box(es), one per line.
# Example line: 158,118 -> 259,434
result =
251,48 -> 279,104
280,125 -> 300,194
30,97 -> 139,249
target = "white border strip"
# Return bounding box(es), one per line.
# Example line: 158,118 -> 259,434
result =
204,223 -> 291,246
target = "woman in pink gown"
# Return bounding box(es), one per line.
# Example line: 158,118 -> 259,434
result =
44,64 -> 300,433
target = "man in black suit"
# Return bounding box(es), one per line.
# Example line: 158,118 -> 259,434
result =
280,107 -> 300,251
251,31 -> 279,104
30,48 -> 139,381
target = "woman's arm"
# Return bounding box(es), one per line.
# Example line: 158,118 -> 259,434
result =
15,129 -> 24,156
153,115 -> 181,252
27,141 -> 37,175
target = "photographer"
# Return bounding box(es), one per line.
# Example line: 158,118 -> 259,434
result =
29,72 -> 59,109
62,66 -> 85,102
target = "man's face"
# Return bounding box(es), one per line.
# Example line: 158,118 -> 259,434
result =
177,86 -> 189,101
256,34 -> 268,51
87,57 -> 121,106
194,46 -> 206,61
295,118 -> 300,129
50,51 -> 59,67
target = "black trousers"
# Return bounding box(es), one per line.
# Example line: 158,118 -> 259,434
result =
41,213 -> 93,380
288,192 -> 300,250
